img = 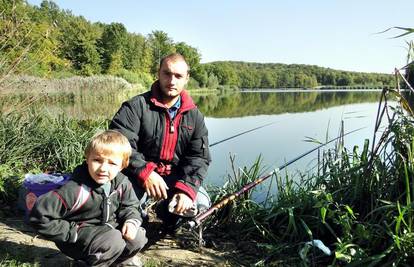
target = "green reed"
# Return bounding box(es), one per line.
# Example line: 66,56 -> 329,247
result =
2,85 -> 414,265
0,110 -> 106,202
204,90 -> 414,266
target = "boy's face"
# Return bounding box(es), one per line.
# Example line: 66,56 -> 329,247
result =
86,151 -> 123,184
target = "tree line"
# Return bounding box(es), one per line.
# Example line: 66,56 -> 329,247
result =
1,0 -> 394,90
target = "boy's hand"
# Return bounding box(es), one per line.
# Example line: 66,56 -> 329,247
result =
122,222 -> 138,240
144,171 -> 169,200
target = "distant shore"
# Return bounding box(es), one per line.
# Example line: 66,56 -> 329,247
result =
239,88 -> 404,93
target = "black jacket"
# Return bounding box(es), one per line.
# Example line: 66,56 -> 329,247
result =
109,81 -> 211,200
29,162 -> 141,246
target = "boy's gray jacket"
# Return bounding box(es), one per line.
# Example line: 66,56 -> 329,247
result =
109,82 -> 211,201
29,162 -> 142,245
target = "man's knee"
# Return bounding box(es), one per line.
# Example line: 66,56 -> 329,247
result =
196,186 -> 211,212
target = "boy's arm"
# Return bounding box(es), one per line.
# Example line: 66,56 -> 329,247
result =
110,100 -> 157,185
29,191 -> 78,243
117,181 -> 143,226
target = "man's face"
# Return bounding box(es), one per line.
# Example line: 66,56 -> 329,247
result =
86,151 -> 123,184
158,59 -> 189,100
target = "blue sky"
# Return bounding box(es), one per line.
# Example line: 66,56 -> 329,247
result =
27,0 -> 414,73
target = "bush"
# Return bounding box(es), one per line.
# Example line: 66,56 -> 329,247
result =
114,69 -> 153,88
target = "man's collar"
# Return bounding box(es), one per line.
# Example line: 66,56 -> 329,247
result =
170,96 -> 181,110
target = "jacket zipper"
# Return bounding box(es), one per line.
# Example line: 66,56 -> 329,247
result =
105,197 -> 111,222
170,118 -> 174,133
103,191 -> 116,223
161,112 -> 182,161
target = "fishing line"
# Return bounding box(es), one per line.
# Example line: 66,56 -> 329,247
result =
209,121 -> 278,147
188,126 -> 366,228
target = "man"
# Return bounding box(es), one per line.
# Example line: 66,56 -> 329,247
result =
110,53 -> 211,231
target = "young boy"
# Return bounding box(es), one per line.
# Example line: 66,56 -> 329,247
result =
29,130 -> 147,267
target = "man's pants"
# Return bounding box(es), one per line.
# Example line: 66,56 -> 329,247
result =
55,226 -> 147,266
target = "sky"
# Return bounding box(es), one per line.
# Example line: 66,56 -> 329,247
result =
27,0 -> 414,74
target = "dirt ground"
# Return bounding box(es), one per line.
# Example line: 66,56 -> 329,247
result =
0,205 -> 244,266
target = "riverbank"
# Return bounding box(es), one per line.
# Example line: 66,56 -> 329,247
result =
2,88 -> 414,265
0,204 -> 248,266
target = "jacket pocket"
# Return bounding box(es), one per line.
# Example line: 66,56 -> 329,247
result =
201,136 -> 210,159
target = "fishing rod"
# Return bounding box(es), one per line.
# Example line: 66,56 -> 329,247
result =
187,126 -> 366,229
209,121 -> 277,147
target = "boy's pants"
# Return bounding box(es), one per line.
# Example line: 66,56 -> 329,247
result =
55,226 -> 147,266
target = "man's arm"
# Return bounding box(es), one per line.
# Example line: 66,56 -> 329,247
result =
109,100 -> 157,184
110,99 -> 169,199
176,110 -> 211,201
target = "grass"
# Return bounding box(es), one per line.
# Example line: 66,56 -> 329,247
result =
1,86 -> 414,265
199,89 -> 414,266
0,109 -> 106,204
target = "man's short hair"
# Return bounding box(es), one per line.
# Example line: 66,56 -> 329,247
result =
159,53 -> 190,73
85,130 -> 132,168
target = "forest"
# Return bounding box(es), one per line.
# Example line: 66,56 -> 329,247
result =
1,0 -> 394,90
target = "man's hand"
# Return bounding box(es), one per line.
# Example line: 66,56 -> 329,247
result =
172,193 -> 193,214
143,171 -> 168,200
122,222 -> 138,241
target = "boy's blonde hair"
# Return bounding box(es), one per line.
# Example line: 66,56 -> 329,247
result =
85,130 -> 131,169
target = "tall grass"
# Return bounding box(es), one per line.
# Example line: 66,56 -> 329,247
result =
0,110 -> 106,203
203,89 -> 414,266
0,75 -> 132,94
0,75 -> 145,108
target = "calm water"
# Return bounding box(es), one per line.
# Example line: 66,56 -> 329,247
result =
206,102 -> 384,186
6,90 -> 394,190
201,90 -> 395,201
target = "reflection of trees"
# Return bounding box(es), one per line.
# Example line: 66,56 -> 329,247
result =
2,91 -> 381,119
197,91 -> 381,118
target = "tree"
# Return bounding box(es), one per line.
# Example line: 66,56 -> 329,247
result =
175,42 -> 201,70
210,62 -> 239,86
175,42 -> 207,86
0,0 -> 66,77
123,33 -> 146,72
98,23 -> 127,72
260,70 -> 276,88
206,73 -> 219,89
147,30 -> 175,76
106,50 -> 123,75
59,17 -> 101,75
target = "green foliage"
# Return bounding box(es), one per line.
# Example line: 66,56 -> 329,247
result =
204,89 -> 414,265
0,110 -> 106,202
204,61 -> 393,89
206,73 -> 219,89
59,16 -> 102,76
122,33 -> 153,74
114,69 -> 153,88
147,30 -> 176,76
99,22 -> 128,72
0,1 -> 391,91
194,90 -> 381,118
186,77 -> 200,89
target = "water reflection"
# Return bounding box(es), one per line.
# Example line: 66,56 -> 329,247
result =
195,91 -> 380,117
2,90 -> 387,195
2,90 -> 381,119
205,101 -> 390,201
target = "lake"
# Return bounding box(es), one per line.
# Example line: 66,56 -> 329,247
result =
5,89 -> 394,190
191,90 -> 389,187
